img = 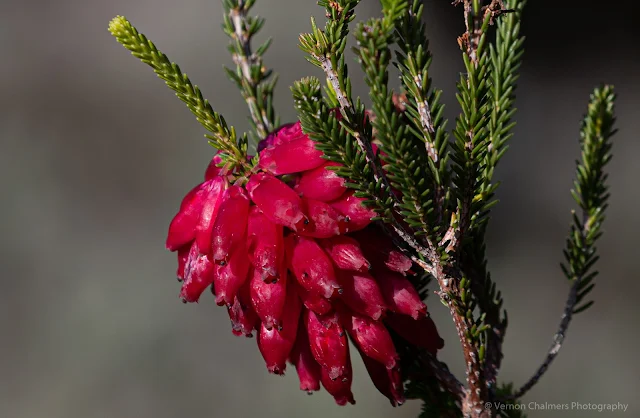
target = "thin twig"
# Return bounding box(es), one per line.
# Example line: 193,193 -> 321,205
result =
510,273 -> 581,400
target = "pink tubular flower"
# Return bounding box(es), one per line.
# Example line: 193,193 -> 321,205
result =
213,240 -> 251,306
228,283 -> 259,337
210,185 -> 250,264
257,122 -> 307,153
319,236 -> 370,273
246,206 -> 284,282
375,269 -> 427,320
289,321 -> 322,393
166,184 -> 209,251
258,122 -> 325,175
165,126 -> 445,406
329,190 -> 377,233
194,177 -> 227,255
249,267 -> 287,330
360,352 -> 405,407
285,234 -> 341,299
339,271 -> 387,320
299,198 -> 346,238
320,353 -> 355,406
257,284 -> 301,374
341,309 -> 399,370
179,241 -> 216,303
305,309 -> 349,381
295,162 -> 346,202
246,172 -> 309,232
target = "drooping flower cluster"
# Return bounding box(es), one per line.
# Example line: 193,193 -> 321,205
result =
166,122 -> 444,406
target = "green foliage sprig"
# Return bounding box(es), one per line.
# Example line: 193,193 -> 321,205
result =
511,84 -> 616,400
222,0 -> 279,140
108,16 -> 249,170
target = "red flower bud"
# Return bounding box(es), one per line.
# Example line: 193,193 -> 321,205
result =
286,234 -> 341,299
246,172 -> 309,232
305,309 -> 349,380
289,321 -> 321,393
166,183 -> 208,251
319,236 -> 370,273
320,352 -> 355,406
339,271 -> 387,320
179,241 -> 216,303
360,352 -> 405,407
194,177 -> 227,255
330,191 -> 376,232
257,284 -> 302,374
228,283 -> 259,337
247,206 -> 284,282
298,198 -> 345,238
295,162 -> 346,202
375,269 -> 427,319
341,310 -> 399,369
384,313 -> 444,355
249,266 -> 287,330
211,185 -> 250,264
213,240 -> 251,306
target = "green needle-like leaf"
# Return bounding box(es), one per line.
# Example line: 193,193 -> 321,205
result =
108,16 -> 246,163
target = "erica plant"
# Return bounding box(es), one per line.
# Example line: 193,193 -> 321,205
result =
108,1 -> 617,417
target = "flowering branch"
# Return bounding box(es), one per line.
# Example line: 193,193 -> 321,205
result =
108,2 -> 617,417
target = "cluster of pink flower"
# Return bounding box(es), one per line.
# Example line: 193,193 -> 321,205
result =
166,122 -> 443,406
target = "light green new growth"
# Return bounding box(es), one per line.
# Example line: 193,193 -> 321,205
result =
108,16 -> 248,167
563,84 -> 616,313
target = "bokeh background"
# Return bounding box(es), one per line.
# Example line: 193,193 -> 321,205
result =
1,1 -> 638,417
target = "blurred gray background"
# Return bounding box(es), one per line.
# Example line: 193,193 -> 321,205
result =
1,1 -> 638,417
